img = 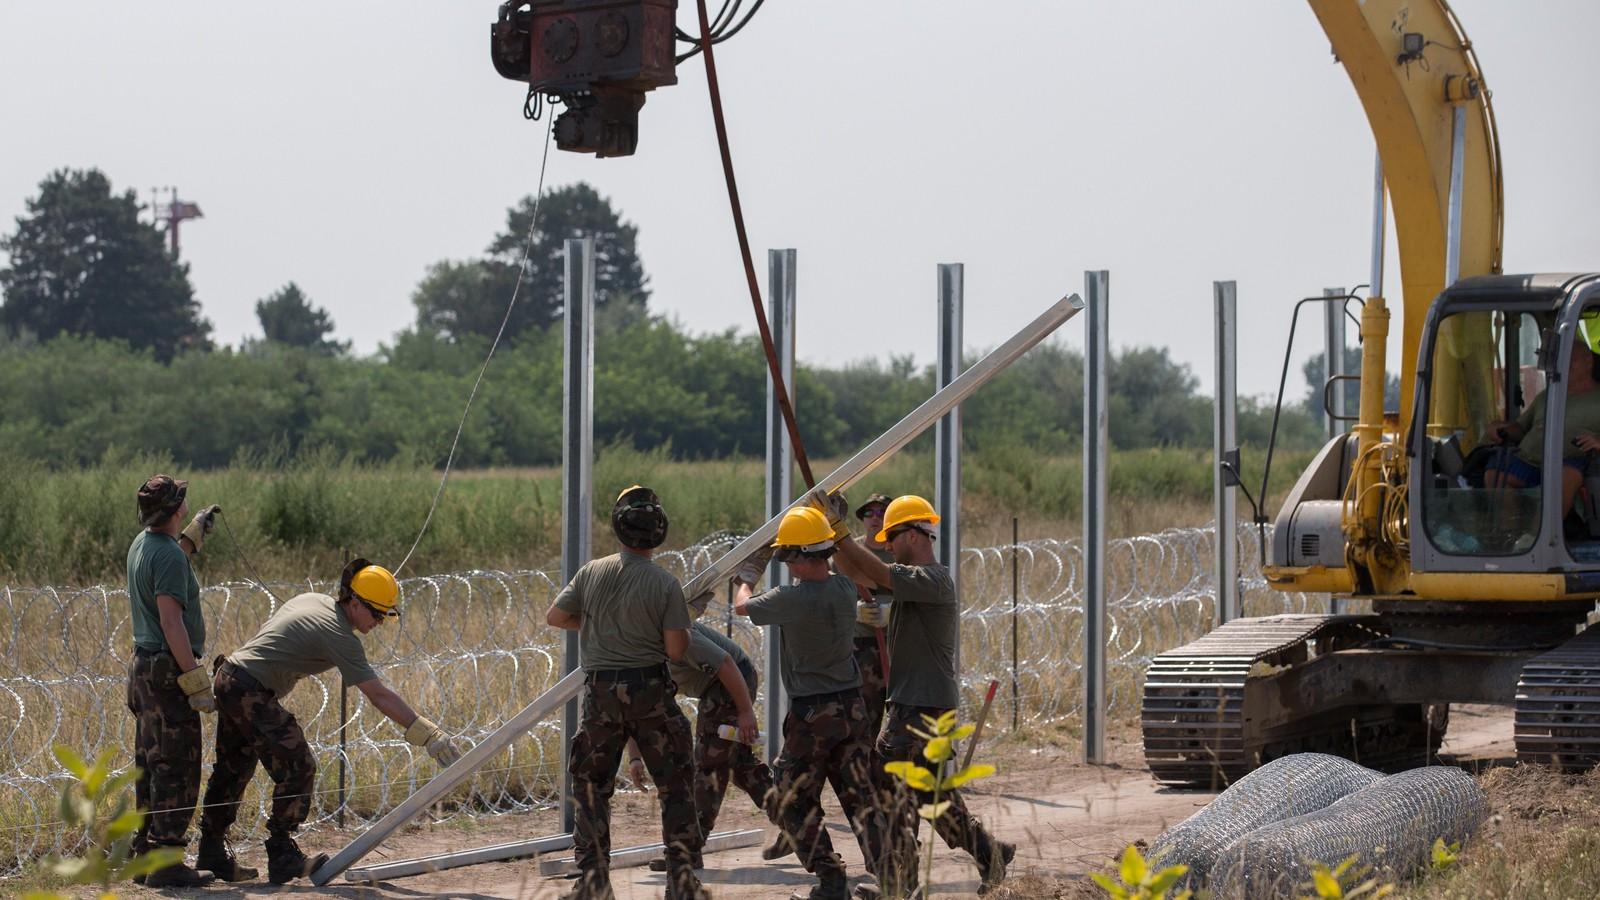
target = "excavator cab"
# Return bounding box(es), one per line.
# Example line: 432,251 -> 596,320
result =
1412,274 -> 1600,578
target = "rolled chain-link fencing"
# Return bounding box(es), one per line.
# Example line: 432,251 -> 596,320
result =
0,523 -> 1315,876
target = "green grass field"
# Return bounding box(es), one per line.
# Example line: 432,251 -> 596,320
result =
0,443 -> 1314,587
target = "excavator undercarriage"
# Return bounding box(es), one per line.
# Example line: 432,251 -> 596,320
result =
1142,602 -> 1599,787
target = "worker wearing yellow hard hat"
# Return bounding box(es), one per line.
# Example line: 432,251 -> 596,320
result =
198,558 -> 463,885
545,485 -> 706,900
731,500 -> 892,900
834,493 -> 1015,895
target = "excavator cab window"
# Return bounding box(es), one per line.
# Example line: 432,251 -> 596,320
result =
1421,308 -> 1548,556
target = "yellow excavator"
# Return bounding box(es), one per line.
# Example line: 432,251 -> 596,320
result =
1142,0 -> 1600,784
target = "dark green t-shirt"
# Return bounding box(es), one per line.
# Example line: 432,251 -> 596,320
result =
554,551 -> 691,671
127,530 -> 203,656
670,622 -> 757,698
850,538 -> 896,639
746,575 -> 861,698
886,563 -> 959,709
1514,386 -> 1600,466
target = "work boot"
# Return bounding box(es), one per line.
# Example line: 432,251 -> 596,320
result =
144,851 -> 217,889
559,870 -> 616,900
197,833 -> 258,882
791,868 -> 849,900
265,832 -> 328,885
665,869 -> 710,900
974,834 -> 1016,895
762,829 -> 796,861
648,849 -> 703,871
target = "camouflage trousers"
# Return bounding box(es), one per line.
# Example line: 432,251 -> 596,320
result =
853,635 -> 888,744
126,649 -> 202,848
570,669 -> 700,888
770,691 -> 891,884
692,667 -> 775,843
199,658 -> 317,838
877,702 -> 997,867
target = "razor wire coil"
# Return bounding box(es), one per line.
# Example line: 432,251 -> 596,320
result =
0,524 -> 1314,877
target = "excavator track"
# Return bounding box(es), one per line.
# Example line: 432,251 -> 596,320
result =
1515,624 -> 1600,769
1142,614 -> 1441,787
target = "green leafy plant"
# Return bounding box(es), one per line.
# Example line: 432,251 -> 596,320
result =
882,710 -> 997,898
1429,837 -> 1461,871
1301,854 -> 1394,899
1089,845 -> 1191,900
22,745 -> 181,900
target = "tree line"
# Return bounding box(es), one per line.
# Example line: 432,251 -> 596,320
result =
0,167 -> 1324,470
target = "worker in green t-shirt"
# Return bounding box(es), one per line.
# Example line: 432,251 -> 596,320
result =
125,474 -> 227,888
546,485 -> 706,900
834,494 -> 1015,896
733,504 -> 891,900
197,559 -> 464,885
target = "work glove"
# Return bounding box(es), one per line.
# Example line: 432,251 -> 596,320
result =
406,716 -> 464,766
181,504 -> 222,553
176,665 -> 216,714
734,546 -> 774,587
856,601 -> 889,628
687,588 -> 716,620
628,755 -> 649,788
809,489 -> 851,540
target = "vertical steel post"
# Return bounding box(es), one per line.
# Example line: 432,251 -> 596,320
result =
936,263 -> 964,675
1324,287 -> 1347,441
559,237 -> 595,833
764,248 -> 797,763
1011,516 -> 1019,731
1213,282 -> 1241,625
1082,270 -> 1109,765
337,675 -> 347,829
1323,286 -> 1348,616
1445,106 -> 1467,286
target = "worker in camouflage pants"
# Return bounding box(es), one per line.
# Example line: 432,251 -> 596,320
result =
734,503 -> 890,900
125,474 -> 230,888
548,485 -> 707,900
641,621 -> 773,873
200,558 -> 464,885
835,494 -> 1015,896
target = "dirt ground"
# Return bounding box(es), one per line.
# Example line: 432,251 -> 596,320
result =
118,706 -> 1522,900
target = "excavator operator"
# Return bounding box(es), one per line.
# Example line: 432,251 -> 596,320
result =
1485,338 -> 1600,517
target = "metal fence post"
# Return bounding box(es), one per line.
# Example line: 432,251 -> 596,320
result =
1083,270 -> 1108,765
936,263 -> 964,676
1323,285 -> 1349,617
1324,287 -> 1348,441
559,237 -> 595,833
1214,281 -> 1241,625
764,248 -> 797,763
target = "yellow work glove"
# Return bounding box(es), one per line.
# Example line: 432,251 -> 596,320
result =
856,601 -> 889,628
406,715 -> 463,766
734,546 -> 774,587
176,665 -> 216,714
808,489 -> 851,540
181,504 -> 222,553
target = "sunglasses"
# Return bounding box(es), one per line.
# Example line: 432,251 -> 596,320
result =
360,600 -> 399,621
887,524 -> 934,542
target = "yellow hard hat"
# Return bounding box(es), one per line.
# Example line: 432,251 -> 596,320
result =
875,495 -> 940,543
346,561 -> 400,616
771,506 -> 837,551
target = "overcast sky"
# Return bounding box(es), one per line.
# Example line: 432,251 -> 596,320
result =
4,1 -> 1599,400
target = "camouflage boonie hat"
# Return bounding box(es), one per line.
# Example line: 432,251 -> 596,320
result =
136,474 -> 188,527
855,493 -> 892,520
612,485 -> 669,550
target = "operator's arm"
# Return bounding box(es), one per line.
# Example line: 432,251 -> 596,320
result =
356,678 -> 419,728
156,594 -> 199,671
834,536 -> 892,591
713,655 -> 759,743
